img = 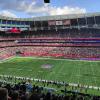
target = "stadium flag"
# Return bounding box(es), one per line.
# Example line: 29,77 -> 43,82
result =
56,21 -> 63,25
48,20 -> 56,26
63,20 -> 70,25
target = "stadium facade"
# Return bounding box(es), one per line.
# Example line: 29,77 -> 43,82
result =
0,12 -> 100,31
0,13 -> 100,60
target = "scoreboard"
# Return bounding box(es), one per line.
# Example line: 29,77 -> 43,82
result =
48,20 -> 70,26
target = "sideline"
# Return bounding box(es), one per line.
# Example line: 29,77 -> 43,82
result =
0,74 -> 100,90
7,56 -> 100,62
0,56 -> 100,63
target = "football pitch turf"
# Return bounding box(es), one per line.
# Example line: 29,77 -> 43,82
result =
0,56 -> 100,87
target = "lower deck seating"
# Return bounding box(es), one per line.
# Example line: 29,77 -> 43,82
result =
0,81 -> 99,100
0,46 -> 100,60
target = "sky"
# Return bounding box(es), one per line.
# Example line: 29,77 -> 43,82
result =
0,0 -> 99,18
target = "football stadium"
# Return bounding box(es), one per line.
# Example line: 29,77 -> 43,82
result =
0,1 -> 100,99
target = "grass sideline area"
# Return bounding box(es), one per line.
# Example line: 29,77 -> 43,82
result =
0,56 -> 100,95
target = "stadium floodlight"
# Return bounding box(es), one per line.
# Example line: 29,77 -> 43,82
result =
44,0 -> 50,3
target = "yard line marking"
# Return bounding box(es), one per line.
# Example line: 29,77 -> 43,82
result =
90,61 -> 97,86
92,63 -> 97,85
52,59 -> 63,81
77,60 -> 80,84
69,61 -> 76,83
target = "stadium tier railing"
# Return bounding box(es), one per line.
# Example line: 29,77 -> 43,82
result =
0,37 -> 100,41
0,43 -> 100,47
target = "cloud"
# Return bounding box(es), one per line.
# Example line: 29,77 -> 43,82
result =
17,1 -> 86,15
0,10 -> 17,18
0,0 -> 86,17
48,6 -> 86,15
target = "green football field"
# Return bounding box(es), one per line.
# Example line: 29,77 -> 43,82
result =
0,56 -> 100,87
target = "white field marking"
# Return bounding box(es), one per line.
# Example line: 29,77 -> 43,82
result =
0,56 -> 100,63
58,74 -> 99,78
74,74 -> 100,78
4,66 -> 99,78
71,59 -> 80,84
17,69 -> 23,71
11,56 -> 100,62
14,56 -> 51,59
51,72 -> 56,74
61,73 -> 67,75
83,61 -> 89,86
38,71 -> 44,72
17,69 -> 33,71
53,58 -> 63,80
7,68 -> 16,70
78,60 -> 83,84
6,67 -> 32,72
7,68 -> 23,71
90,61 -> 97,86
0,56 -> 35,63
67,60 -> 73,83
70,58 -> 81,84
94,60 -> 100,79
28,69 -> 32,71
0,56 -> 15,63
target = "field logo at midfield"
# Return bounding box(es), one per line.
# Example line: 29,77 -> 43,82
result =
41,64 -> 53,69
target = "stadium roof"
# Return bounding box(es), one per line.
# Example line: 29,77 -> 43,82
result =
0,12 -> 100,21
